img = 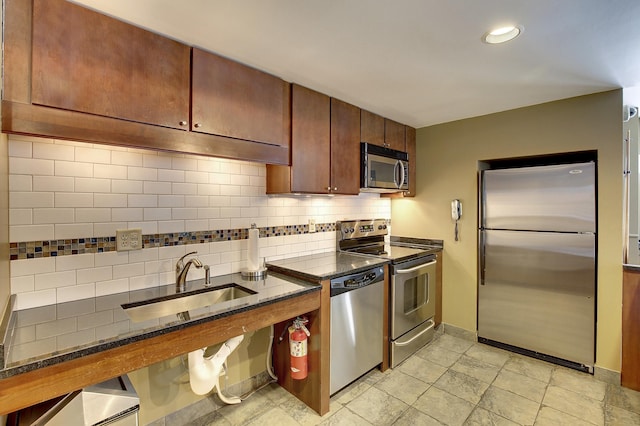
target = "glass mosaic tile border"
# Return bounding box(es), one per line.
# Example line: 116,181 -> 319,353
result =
9,222 -> 336,260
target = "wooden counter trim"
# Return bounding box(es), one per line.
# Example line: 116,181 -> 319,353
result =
2,101 -> 290,165
622,267 -> 640,391
0,290 -> 320,415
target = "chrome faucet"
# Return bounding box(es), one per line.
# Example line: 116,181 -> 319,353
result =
176,251 -> 203,292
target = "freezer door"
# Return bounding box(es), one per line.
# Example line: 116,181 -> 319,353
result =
478,230 -> 595,367
482,162 -> 595,233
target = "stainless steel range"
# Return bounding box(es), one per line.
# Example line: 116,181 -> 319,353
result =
337,219 -> 438,367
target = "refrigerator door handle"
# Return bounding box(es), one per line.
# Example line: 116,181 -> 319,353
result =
479,231 -> 486,285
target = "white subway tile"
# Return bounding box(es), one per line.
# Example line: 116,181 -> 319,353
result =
143,154 -> 172,169
35,270 -> 76,290
158,245 -> 186,260
197,183 -> 221,196
158,220 -> 185,233
144,208 -> 171,221
128,247 -> 159,263
209,173 -> 230,185
250,175 -> 265,187
210,240 -> 231,254
208,218 -> 231,230
171,157 -> 198,171
158,169 -> 185,182
219,207 -> 241,218
55,160 -> 93,177
57,283 -> 96,303
184,171 -> 209,184
11,275 -> 35,293
112,180 -> 143,194
220,185 -> 242,196
143,181 -> 171,195
9,209 -> 32,226
94,193 -> 127,208
77,266 -> 112,284
159,195 -> 185,208
113,262 -> 145,279
171,208 -> 197,220
128,221 -> 157,234
112,208 -> 143,222
241,163 -> 263,176
11,134 -> 51,144
9,175 -> 32,191
128,194 -> 158,207
185,195 -> 209,207
112,150 -> 143,166
76,208 -> 111,223
129,274 -> 161,291
10,157 -> 55,175
33,176 -> 74,192
172,182 -> 198,195
15,290 -> 57,310
34,208 -> 75,224
231,218 -> 253,229
96,278 -> 129,297
186,219 -> 209,232
241,185 -> 264,196
220,161 -> 241,175
229,174 -> 250,186
95,251 -> 129,267
10,224 -> 55,242
75,146 -> 111,164
8,139 -> 33,157
94,222 -> 124,237
241,207 -> 260,218
54,223 -> 93,239
197,208 -> 220,219
144,260 -> 173,275
210,195 -> 231,207
94,164 -> 127,179
55,193 -> 93,208
127,167 -> 157,181
33,143 -> 74,161
75,178 -> 111,193
197,159 -> 220,173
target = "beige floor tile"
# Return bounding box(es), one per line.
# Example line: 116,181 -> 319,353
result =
534,406 -> 593,426
551,367 -> 607,401
373,369 -> 431,405
394,407 -> 444,426
605,404 -> 640,426
463,407 -> 519,426
542,385 -> 604,425
247,406 -> 301,426
346,386 -> 409,426
415,341 -> 463,368
318,407 -> 372,426
217,390 -> 275,425
493,369 -> 548,403
606,383 -> 640,415
450,354 -> 500,384
279,392 -> 334,426
413,386 -> 475,426
433,369 -> 490,405
502,355 -> 553,383
397,355 -> 447,384
465,343 -> 511,368
429,334 -> 474,354
478,386 -> 540,425
332,380 -> 372,405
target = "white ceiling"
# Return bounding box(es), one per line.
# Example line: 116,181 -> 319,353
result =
70,0 -> 640,128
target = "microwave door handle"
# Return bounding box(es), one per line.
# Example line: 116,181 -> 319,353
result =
394,160 -> 405,189
399,160 -> 406,188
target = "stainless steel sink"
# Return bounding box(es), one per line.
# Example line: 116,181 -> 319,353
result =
122,283 -> 257,323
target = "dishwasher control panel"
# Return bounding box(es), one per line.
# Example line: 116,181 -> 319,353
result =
330,267 -> 384,297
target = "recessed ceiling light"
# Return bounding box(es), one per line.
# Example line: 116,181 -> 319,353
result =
482,25 -> 522,44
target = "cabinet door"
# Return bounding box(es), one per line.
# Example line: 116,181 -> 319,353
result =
361,110 -> 385,146
192,48 -> 291,147
330,99 -> 361,195
384,119 -> 406,151
405,126 -> 417,197
31,0 -> 190,130
291,85 -> 330,193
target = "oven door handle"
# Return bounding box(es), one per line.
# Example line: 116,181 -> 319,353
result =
396,260 -> 436,274
394,319 -> 435,346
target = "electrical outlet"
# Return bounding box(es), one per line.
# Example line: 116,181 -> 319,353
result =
116,228 -> 143,251
309,219 -> 316,233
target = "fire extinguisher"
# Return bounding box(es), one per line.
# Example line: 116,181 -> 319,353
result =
289,317 -> 310,380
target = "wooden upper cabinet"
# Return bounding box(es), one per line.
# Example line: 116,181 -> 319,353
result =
31,0 -> 191,130
291,84 -> 331,193
331,99 -> 361,195
361,109 -> 385,146
192,48 -> 291,147
404,126 -> 417,197
384,119 -> 406,151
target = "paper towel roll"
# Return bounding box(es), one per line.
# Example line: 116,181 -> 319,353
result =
247,227 -> 260,271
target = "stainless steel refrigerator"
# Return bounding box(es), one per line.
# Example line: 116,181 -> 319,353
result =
478,161 -> 596,372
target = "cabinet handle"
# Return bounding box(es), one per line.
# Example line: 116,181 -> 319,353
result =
333,187 -> 338,191
327,186 -> 331,191
179,121 -> 188,126
194,123 -> 202,128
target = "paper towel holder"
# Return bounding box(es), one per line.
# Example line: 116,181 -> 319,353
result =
242,224 -> 267,279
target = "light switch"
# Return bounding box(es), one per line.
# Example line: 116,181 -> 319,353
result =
116,229 -> 143,251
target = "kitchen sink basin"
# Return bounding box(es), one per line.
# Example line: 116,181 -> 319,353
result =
122,283 -> 257,323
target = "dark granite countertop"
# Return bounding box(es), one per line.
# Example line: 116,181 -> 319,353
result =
623,264 -> 640,272
266,252 -> 390,282
0,272 -> 319,379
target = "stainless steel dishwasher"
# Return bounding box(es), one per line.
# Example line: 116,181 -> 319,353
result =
330,266 -> 384,395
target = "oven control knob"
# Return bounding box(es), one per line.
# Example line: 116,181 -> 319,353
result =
378,224 -> 387,230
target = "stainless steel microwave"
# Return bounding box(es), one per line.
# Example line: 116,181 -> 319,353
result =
360,142 -> 409,192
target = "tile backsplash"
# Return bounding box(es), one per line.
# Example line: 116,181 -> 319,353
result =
8,135 -> 391,310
